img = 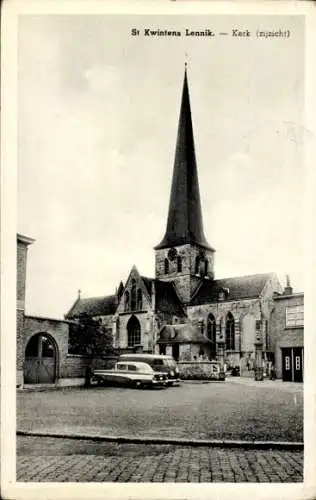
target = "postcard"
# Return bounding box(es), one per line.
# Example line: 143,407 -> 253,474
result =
1,1 -> 316,499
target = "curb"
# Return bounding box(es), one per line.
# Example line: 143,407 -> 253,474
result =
17,386 -> 86,393
17,430 -> 304,450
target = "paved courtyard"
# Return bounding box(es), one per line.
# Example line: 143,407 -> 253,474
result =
16,379 -> 303,482
17,436 -> 303,483
17,379 -> 303,442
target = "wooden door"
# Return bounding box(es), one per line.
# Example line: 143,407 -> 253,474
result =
293,348 -> 303,382
282,348 -> 292,382
24,334 -> 56,384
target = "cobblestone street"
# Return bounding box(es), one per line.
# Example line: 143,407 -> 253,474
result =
17,436 -> 303,483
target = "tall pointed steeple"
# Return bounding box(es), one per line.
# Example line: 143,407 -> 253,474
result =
155,65 -> 212,250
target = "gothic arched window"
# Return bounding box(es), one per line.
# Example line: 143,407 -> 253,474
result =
124,290 -> 130,312
207,313 -> 216,359
177,256 -> 182,273
127,315 -> 141,347
207,314 -> 216,343
164,258 -> 169,274
225,312 -> 235,351
131,279 -> 136,311
137,288 -> 143,310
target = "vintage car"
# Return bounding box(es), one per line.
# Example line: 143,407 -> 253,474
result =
119,354 -> 181,386
92,361 -> 168,389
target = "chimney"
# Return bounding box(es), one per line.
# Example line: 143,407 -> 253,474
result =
283,275 -> 293,295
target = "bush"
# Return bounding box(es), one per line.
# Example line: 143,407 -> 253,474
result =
178,362 -> 217,381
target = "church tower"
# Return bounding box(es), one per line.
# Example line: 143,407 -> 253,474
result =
154,66 -> 215,303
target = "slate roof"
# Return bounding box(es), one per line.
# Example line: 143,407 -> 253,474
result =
158,324 -> 209,344
155,67 -> 212,251
140,276 -> 153,296
191,273 -> 273,305
66,294 -> 117,319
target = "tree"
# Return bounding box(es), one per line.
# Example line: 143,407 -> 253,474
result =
68,313 -> 116,386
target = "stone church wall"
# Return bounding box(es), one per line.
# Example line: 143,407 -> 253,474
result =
155,244 -> 192,280
115,268 -> 152,315
155,244 -> 214,303
187,299 -> 262,374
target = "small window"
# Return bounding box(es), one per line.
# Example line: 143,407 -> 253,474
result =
164,258 -> 169,274
285,356 -> 290,370
177,256 -> 182,273
131,279 -> 136,311
137,289 -> 143,310
128,364 -> 137,371
153,359 -> 164,367
117,364 -> 127,371
204,259 -> 208,275
295,356 -> 300,370
218,290 -> 225,301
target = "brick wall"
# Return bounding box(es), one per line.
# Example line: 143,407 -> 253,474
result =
22,316 -> 114,383
271,294 -> 304,378
17,239 -> 30,386
17,241 -> 28,303
16,309 -> 25,385
23,316 -> 70,380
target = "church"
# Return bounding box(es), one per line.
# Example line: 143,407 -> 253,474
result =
66,66 -> 285,377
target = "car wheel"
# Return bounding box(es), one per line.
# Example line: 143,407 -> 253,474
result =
134,380 -> 143,389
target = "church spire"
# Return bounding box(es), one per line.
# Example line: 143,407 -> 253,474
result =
155,66 -> 212,250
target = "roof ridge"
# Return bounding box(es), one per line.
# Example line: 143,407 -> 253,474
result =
215,272 -> 273,281
79,294 -> 116,302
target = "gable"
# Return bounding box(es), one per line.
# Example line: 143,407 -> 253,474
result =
116,267 -> 152,314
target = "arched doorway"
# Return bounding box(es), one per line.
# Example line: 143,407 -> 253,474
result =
24,333 -> 57,384
127,316 -> 141,348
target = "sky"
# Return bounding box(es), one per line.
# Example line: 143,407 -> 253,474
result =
18,14 -> 305,319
